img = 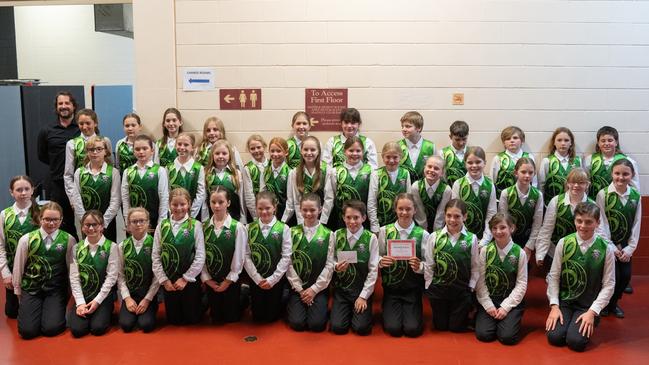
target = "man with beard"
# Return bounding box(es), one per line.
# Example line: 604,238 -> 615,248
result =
37,91 -> 80,239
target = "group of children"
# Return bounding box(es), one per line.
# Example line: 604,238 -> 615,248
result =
0,107 -> 641,353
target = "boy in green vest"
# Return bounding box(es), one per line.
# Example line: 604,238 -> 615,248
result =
398,111 -> 435,182
322,108 -> 378,169
439,120 -> 469,188
331,200 -> 379,335
546,202 -> 615,352
490,126 -> 536,198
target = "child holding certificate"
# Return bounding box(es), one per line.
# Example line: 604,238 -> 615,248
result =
331,200 -> 379,335
378,193 -> 429,337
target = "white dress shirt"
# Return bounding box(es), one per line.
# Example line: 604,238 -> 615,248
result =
120,161 -> 169,226
69,236 -> 119,305
490,149 -> 538,188
172,158 -> 206,218
377,221 -> 430,274
153,137 -> 177,165
322,133 -> 378,169
71,162 -> 122,226
243,217 -> 292,288
333,228 -> 379,300
423,226 -> 479,290
200,215 -> 247,283
242,158 -> 268,220
498,182 -> 544,250
282,166 -> 335,225
200,167 -> 247,223
151,215 -> 206,283
117,234 -> 160,302
368,167 -> 411,233
538,152 -> 582,194
451,173 -> 498,246
476,240 -> 528,313
583,153 -> 641,192
286,223 -> 336,294
0,203 -> 31,279
410,179 -> 452,232
596,184 -> 642,256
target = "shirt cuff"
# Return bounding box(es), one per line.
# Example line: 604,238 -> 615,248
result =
225,272 -> 239,283
182,274 -> 197,283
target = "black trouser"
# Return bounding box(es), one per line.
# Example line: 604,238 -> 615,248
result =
250,279 -> 285,323
48,179 -> 78,240
103,218 -> 117,242
68,297 -> 114,338
427,287 -> 472,332
5,288 -> 19,319
475,300 -> 525,345
163,280 -> 203,325
119,293 -> 158,333
382,288 -> 423,337
609,257 -> 632,308
330,289 -> 373,335
206,281 -> 242,323
17,290 -> 68,339
547,303 -> 600,352
286,290 -> 328,332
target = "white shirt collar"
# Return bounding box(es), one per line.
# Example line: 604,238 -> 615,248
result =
405,137 -> 422,150
452,145 -> 467,154
132,234 -> 149,246
561,192 -> 588,206
467,173 -> 484,185
554,151 -> 570,162
495,240 -> 515,255
425,178 -> 440,192
607,183 -> 630,198
84,161 -> 108,174
440,225 -> 468,238
344,161 -> 364,171
171,214 -> 189,225
83,235 -> 106,248
12,203 -> 31,217
515,182 -> 530,198
272,161 -> 286,173
505,149 -> 524,159
576,232 -> 596,247
211,214 -> 232,230
81,133 -> 96,142
394,221 -> 414,234
175,158 -> 195,172
347,227 -> 364,241
39,228 -> 59,241
260,217 -> 277,229
138,160 -> 154,169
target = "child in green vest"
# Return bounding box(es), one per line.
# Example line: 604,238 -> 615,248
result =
283,136 -> 334,227
167,133 -> 206,219
121,134 -> 169,230
115,113 -> 142,172
585,125 -> 640,199
13,202 -> 75,339
497,158 -> 543,258
195,116 -> 244,170
490,126 -> 537,198
243,134 -> 268,222
331,200 -> 379,335
538,127 -> 581,206
203,139 -> 245,223
475,213 -> 528,345
118,208 -> 159,333
155,107 -> 183,167
0,176 -> 39,319
368,142 -> 411,233
70,136 -> 121,242
263,137 -> 293,224
439,120 -> 469,187
68,210 -> 119,337
244,191 -> 292,322
596,159 -> 641,318
152,188 -> 206,325
286,193 -> 335,332
329,136 -> 373,231
535,168 -> 600,266
398,111 -> 436,182
286,111 -> 312,169
201,186 -> 247,323
546,202 -> 615,352
322,107 -> 378,169
451,146 -> 497,243
424,199 -> 479,332
378,193 -> 429,337
411,156 -> 452,233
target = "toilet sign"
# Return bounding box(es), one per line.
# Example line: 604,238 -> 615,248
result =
220,89 -> 262,110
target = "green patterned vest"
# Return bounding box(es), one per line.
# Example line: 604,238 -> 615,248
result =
160,218 -> 197,282
504,185 -> 540,246
20,230 -> 70,294
300,162 -> 328,204
551,195 -> 596,245
264,163 -> 291,219
559,234 -> 607,309
2,207 -> 37,270
206,168 -> 242,220
416,179 -> 448,232
334,228 -> 372,294
72,136 -> 88,169
195,143 -> 212,167
381,224 -> 425,291
122,234 -> 154,297
168,161 -> 202,199
78,165 -> 113,212
126,164 -> 161,226
287,137 -> 301,169
376,167 -> 410,227
457,176 -> 493,239
544,154 -> 581,205
604,187 -> 640,247
332,164 -> 372,230
76,239 -> 113,302
495,151 -> 530,197
398,138 -> 435,182
441,146 -> 467,187
244,161 -> 263,197
429,230 -> 474,293
248,220 -> 286,278
331,135 -> 369,167
117,141 -> 136,172
484,242 -> 521,301
156,139 -> 178,167
588,152 -> 627,199
203,218 -> 239,281
290,224 -> 331,289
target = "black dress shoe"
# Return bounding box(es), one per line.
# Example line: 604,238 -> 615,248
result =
624,284 -> 633,294
613,306 -> 625,318
600,308 -> 609,317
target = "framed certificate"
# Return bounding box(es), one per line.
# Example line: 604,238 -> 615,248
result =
337,250 -> 358,264
387,239 -> 415,260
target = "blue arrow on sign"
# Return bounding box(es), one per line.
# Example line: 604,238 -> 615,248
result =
189,78 -> 210,83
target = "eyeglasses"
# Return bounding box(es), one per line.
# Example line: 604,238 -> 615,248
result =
129,219 -> 148,225
42,217 -> 61,223
88,147 -> 105,153
83,222 -> 101,229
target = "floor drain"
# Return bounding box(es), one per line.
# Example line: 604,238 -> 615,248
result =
244,335 -> 258,342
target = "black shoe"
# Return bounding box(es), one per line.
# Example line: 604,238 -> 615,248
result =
613,306 -> 625,318
624,285 -> 633,294
600,308 -> 609,317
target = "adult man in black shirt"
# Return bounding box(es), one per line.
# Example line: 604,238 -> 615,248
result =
37,91 -> 80,239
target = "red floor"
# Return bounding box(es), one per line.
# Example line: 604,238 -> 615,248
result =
1,275 -> 648,365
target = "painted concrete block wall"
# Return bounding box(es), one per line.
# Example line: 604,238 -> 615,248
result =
139,0 -> 649,193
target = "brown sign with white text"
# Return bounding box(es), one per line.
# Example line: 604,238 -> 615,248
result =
305,88 -> 348,131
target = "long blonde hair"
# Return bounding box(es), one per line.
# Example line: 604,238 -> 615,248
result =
199,116 -> 226,152
296,136 -> 322,195
205,139 -> 240,191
